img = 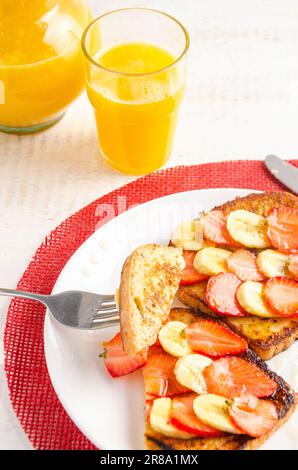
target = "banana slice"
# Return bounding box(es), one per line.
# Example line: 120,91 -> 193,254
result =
150,398 -> 196,438
174,354 -> 213,394
226,210 -> 270,249
236,281 -> 275,318
171,220 -> 203,251
158,321 -> 192,357
256,249 -> 289,278
194,247 -> 231,275
193,394 -> 240,434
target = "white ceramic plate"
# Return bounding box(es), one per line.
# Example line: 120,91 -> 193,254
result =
44,188 -> 298,450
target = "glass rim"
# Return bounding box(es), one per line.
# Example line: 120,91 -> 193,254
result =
81,7 -> 190,77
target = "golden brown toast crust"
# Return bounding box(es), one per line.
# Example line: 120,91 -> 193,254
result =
120,244 -> 184,356
176,191 -> 298,360
144,308 -> 297,450
217,191 -> 298,216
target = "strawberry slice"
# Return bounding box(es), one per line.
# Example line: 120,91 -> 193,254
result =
205,273 -> 246,316
185,318 -> 248,358
148,344 -> 163,356
170,394 -> 225,437
143,351 -> 189,397
203,210 -> 239,246
203,357 -> 277,399
145,399 -> 153,422
102,332 -> 146,378
180,250 -> 209,285
267,207 -> 298,253
227,249 -> 265,282
229,398 -> 278,437
264,277 -> 298,317
289,254 -> 298,280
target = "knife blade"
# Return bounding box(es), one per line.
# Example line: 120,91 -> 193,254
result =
264,155 -> 298,194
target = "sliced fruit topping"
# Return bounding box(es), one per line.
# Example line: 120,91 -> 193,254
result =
101,332 -> 146,378
236,281 -> 276,318
150,397 -> 196,439
171,394 -> 224,437
194,247 -> 231,276
203,210 -> 239,246
289,254 -> 298,280
171,220 -> 203,251
229,397 -> 278,437
256,249 -> 289,278
205,273 -> 245,316
145,399 -> 153,422
158,321 -> 192,358
203,357 -> 277,399
227,249 -> 264,281
148,343 -> 164,355
143,351 -> 189,397
180,250 -> 209,286
201,238 -> 216,248
264,277 -> 298,317
193,394 -> 241,434
226,210 -> 270,249
267,206 -> 298,253
174,354 -> 212,394
185,319 -> 248,358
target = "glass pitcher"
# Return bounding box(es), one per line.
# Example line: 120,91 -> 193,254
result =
0,0 -> 91,134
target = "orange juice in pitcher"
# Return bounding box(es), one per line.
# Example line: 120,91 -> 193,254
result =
0,0 -> 91,133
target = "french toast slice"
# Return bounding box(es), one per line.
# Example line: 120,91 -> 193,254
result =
176,192 -> 298,360
119,244 -> 184,356
145,308 -> 297,450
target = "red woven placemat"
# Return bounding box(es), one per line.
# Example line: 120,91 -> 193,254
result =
4,160 -> 298,450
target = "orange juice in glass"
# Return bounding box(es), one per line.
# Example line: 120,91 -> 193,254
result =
0,0 -> 91,134
82,9 -> 189,175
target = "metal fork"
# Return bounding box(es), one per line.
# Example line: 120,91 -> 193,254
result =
0,288 -> 120,329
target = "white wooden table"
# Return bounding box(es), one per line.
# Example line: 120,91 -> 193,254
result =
1,0 -> 298,449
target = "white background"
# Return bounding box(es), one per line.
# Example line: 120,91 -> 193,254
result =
1,0 -> 298,449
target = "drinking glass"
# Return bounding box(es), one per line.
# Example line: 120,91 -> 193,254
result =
82,8 -> 189,175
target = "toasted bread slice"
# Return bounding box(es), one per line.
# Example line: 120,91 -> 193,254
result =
119,244 -> 184,356
176,191 -> 298,360
145,308 -> 297,450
